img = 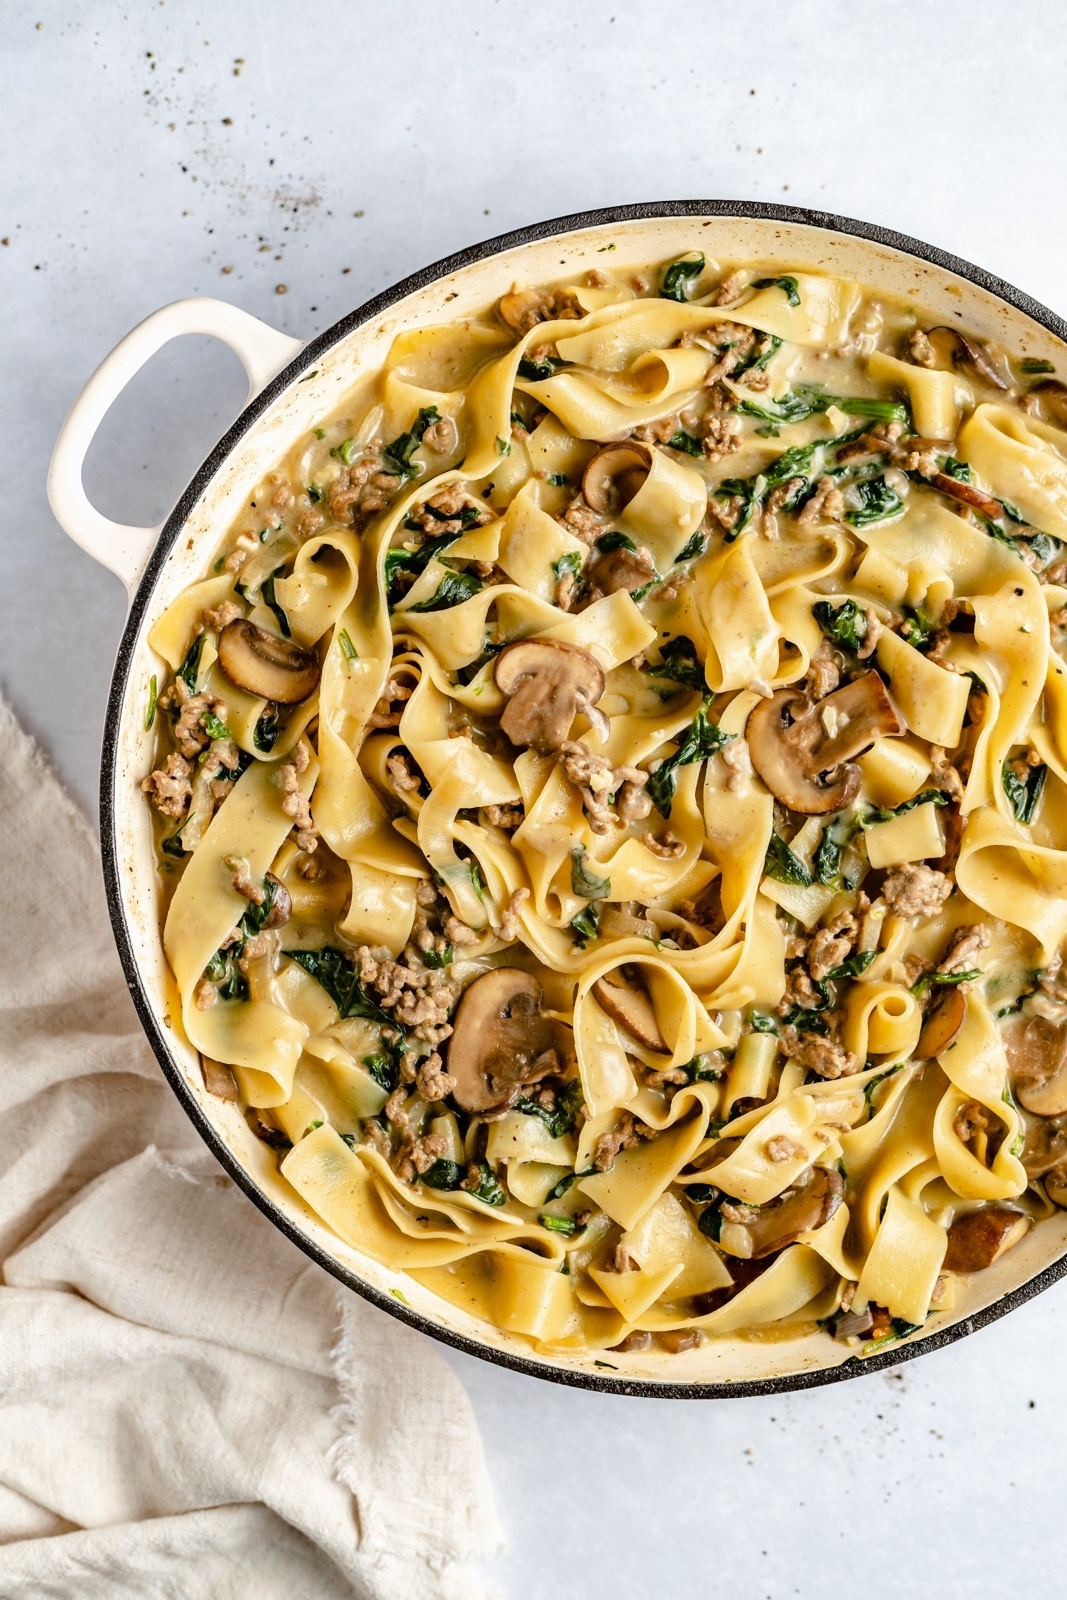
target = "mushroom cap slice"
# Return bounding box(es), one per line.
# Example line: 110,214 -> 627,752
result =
943,1206 -> 1031,1272
1004,1015 -> 1067,1117
590,543 -> 656,597
445,968 -> 560,1114
925,472 -> 1005,520
592,970 -> 666,1052
925,326 -> 1013,391
723,1167 -> 844,1260
217,619 -> 321,705
917,987 -> 966,1059
582,442 -> 653,516
494,638 -> 606,754
1028,378 -> 1067,430
746,670 -> 904,815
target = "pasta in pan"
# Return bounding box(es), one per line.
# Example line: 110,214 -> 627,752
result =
141,249 -> 1067,1360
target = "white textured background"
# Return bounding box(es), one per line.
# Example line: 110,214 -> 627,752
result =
4,3 -> 1067,1595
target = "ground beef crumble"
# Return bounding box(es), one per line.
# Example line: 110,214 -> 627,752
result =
560,741 -> 652,833
356,947 -> 461,1044
142,752 -> 192,818
592,1110 -> 655,1170
882,864 -> 953,919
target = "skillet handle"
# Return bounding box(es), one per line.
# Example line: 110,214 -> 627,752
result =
47,298 -> 304,596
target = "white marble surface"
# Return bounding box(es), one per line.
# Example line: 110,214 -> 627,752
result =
5,2 -> 1067,1594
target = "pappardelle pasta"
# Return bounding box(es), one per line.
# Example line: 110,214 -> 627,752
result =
142,249 -> 1067,1360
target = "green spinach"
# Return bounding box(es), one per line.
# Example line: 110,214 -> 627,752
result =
381,406 -> 442,479
862,789 -> 948,827
660,253 -> 706,302
1003,759 -> 1047,824
752,274 -> 801,306
845,476 -> 905,527
571,847 -> 611,900
261,570 -> 292,638
647,703 -> 732,817
648,636 -> 705,691
408,570 -> 483,612
763,833 -> 812,887
177,632 -> 207,695
463,1160 -> 507,1207
812,597 -> 868,653
283,947 -> 392,1023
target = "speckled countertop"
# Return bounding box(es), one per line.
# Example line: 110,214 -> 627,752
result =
3,4 -> 1066,1595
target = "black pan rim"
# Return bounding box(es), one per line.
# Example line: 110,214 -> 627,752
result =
99,198 -> 1067,1399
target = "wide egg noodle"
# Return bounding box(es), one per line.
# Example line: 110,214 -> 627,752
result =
164,753 -> 318,1105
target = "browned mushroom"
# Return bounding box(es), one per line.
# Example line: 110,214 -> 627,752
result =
590,542 -> 657,597
582,442 -> 653,517
592,969 -> 667,1051
1045,1165 -> 1067,1208
1003,1014 -> 1067,1116
217,619 -> 320,704
494,639 -> 606,753
245,1106 -> 290,1147
498,287 -> 582,335
1027,378 -> 1067,429
201,1056 -> 239,1101
719,1167 -> 844,1260
924,472 -> 1005,520
445,968 -> 565,1114
925,326 -> 1013,391
1019,1113 -> 1067,1182
943,1206 -> 1031,1272
917,987 -> 966,1059
746,670 -> 904,814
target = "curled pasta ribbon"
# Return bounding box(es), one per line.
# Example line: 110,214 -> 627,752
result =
843,980 -> 922,1062
576,1088 -> 717,1231
958,403 -> 1067,538
272,529 -> 361,648
282,1128 -> 566,1271
165,755 -> 318,1105
930,994 -> 1027,1202
842,1061 -> 945,1266
696,541 -> 782,694
957,807 -> 1067,962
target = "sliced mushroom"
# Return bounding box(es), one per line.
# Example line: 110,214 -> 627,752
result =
498,286 -> 580,334
720,1167 -> 844,1260
201,1056 -> 239,1101
582,442 -> 653,516
943,1206 -> 1031,1272
925,326 -> 1013,391
925,472 -> 1005,520
245,1105 -> 290,1147
592,969 -> 666,1051
590,542 -> 656,597
1019,1114 -> 1067,1182
446,968 -> 562,1113
494,638 -> 606,753
217,619 -> 320,704
1027,378 -> 1067,430
1004,1014 -> 1067,1116
746,670 -> 904,814
917,987 -> 966,1059
1045,1164 -> 1067,1208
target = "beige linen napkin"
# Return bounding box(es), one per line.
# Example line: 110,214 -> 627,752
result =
0,691 -> 504,1599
